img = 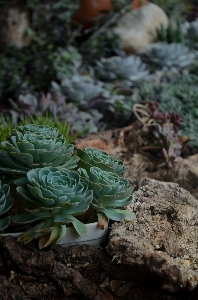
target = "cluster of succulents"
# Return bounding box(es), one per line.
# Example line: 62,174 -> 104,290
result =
1,0 -> 198,155
183,18 -> 198,50
155,19 -> 184,45
95,55 -> 149,85
53,75 -> 134,127
133,101 -> 184,167
0,124 -> 134,249
137,74 -> 198,147
140,42 -> 196,71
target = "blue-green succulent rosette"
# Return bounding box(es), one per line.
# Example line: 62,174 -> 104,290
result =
17,124 -> 62,138
13,167 -> 93,248
0,182 -> 14,231
79,166 -> 135,224
0,127 -> 79,175
77,147 -> 126,175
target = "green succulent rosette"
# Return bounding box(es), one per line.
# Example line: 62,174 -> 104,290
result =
0,182 -> 14,231
13,167 -> 93,248
77,147 -> 126,175
0,129 -> 79,175
79,166 -> 135,223
17,124 -> 62,138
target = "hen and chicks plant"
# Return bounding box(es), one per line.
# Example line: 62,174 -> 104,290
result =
0,124 -> 134,249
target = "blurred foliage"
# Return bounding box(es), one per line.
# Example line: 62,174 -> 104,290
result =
110,0 -> 132,11
0,116 -> 13,148
25,0 -> 81,47
0,113 -> 74,145
156,19 -> 185,45
151,0 -> 193,20
0,45 -> 56,100
80,33 -> 124,64
0,45 -> 82,101
137,74 -> 198,147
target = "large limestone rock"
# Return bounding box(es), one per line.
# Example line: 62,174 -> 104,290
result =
107,3 -> 169,53
107,178 -> 198,292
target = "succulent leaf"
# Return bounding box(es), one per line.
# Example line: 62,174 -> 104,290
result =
0,182 -> 14,231
77,147 -> 126,175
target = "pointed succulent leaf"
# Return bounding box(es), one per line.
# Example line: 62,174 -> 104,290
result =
13,212 -> 51,224
0,216 -> 11,231
17,221 -> 47,243
0,183 -> 13,230
66,215 -> 87,236
77,147 -> 126,175
102,208 -> 136,221
42,224 -> 61,248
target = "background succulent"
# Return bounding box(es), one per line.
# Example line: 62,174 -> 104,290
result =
60,75 -> 109,108
95,55 -> 149,85
0,183 -> 14,231
14,167 -> 93,248
140,42 -> 196,71
79,166 -> 135,224
137,74 -> 198,147
77,147 -> 126,175
0,125 -> 78,175
183,18 -> 198,49
155,19 -> 185,45
53,75 -> 133,128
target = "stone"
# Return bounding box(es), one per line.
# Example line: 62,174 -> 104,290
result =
166,154 -> 198,200
107,178 -> 198,292
0,0 -> 31,50
107,3 -> 169,54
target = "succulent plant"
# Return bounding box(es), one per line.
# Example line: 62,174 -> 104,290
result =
0,183 -> 14,231
140,42 -> 196,70
79,166 -> 134,223
155,19 -> 185,45
0,125 -> 78,175
77,147 -> 126,175
50,46 -> 82,80
13,167 -> 93,248
183,19 -> 198,49
95,55 -> 149,84
53,76 -> 133,128
137,75 -> 198,147
60,75 -> 109,108
17,124 -> 61,138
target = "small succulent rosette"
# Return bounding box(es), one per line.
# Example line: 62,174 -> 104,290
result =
77,147 -> 126,175
0,124 -> 79,175
13,167 -> 93,248
0,182 -> 14,231
17,124 -> 62,138
78,166 -> 135,227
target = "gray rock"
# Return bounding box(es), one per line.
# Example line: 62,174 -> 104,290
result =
107,3 -> 169,54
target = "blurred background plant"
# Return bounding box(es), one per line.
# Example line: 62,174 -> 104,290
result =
0,0 -> 198,149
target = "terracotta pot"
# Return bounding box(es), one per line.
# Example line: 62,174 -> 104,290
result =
0,222 -> 108,247
132,0 -> 147,10
75,0 -> 112,28
74,0 -> 147,28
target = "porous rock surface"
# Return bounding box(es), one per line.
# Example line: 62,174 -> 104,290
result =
166,154 -> 198,200
107,3 -> 169,53
107,178 -> 198,292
